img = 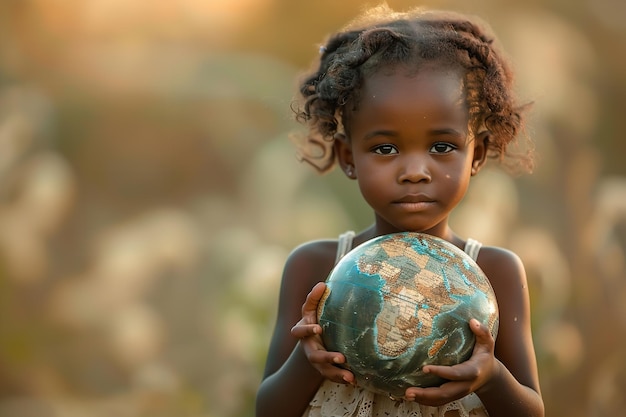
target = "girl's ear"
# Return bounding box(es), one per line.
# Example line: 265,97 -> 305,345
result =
334,133 -> 356,179
471,131 -> 490,176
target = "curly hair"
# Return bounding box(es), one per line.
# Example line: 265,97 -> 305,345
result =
292,5 -> 533,173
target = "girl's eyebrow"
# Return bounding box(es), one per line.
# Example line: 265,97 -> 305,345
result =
429,127 -> 465,137
363,127 -> 464,140
362,129 -> 398,140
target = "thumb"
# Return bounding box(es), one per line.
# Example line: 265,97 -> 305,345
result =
469,318 -> 494,351
310,282 -> 328,301
302,282 -> 328,315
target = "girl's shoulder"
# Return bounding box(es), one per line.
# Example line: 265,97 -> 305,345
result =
287,238 -> 339,265
281,238 -> 340,289
474,244 -> 529,314
474,245 -> 526,283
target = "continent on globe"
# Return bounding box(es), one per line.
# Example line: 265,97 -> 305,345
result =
317,232 -> 499,397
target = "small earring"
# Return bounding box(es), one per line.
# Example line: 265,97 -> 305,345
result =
346,166 -> 354,177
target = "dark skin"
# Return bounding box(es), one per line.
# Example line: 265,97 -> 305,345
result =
256,67 -> 543,417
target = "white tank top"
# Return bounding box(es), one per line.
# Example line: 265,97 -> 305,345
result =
335,231 -> 482,262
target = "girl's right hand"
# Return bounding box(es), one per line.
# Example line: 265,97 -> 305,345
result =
290,282 -> 356,386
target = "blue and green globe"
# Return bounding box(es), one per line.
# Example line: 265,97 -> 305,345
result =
317,232 -> 499,397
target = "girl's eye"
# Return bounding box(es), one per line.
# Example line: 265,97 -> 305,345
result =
430,143 -> 456,154
372,144 -> 398,155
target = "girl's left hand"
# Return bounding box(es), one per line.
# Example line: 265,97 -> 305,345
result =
403,319 -> 497,406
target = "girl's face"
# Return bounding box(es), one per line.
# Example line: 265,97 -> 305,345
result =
340,66 -> 487,238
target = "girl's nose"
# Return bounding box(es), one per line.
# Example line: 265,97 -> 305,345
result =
397,156 -> 432,183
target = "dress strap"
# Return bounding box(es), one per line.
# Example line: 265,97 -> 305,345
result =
464,238 -> 482,262
335,230 -> 355,264
335,233 -> 481,262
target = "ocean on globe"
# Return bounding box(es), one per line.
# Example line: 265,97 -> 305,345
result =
317,232 -> 499,397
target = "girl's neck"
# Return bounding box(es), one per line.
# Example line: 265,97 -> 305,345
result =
362,220 -> 464,250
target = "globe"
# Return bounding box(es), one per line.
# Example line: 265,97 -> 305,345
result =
317,232 -> 499,397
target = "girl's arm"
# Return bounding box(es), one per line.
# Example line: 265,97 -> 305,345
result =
407,247 -> 544,416
473,247 -> 544,416
256,241 -> 340,417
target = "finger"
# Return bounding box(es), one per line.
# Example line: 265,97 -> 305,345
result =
469,318 -> 488,337
308,349 -> 346,366
421,351 -> 482,381
469,318 -> 494,352
319,364 -> 356,385
305,349 -> 355,385
338,369 -> 356,385
405,385 -> 459,407
302,282 -> 327,315
290,323 -> 322,338
421,361 -> 478,382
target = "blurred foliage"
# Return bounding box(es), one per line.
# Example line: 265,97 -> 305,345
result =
0,1 -> 624,416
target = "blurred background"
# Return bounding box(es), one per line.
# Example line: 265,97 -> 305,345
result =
0,0 -> 624,416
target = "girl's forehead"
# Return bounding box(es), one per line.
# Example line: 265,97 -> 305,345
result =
365,64 -> 463,91
356,67 -> 466,112
345,67 -> 470,137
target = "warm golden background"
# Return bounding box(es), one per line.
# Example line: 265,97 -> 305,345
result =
0,1 -> 624,416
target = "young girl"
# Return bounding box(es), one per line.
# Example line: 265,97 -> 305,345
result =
257,5 -> 543,417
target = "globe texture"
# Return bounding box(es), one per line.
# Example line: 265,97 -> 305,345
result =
317,232 -> 499,397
